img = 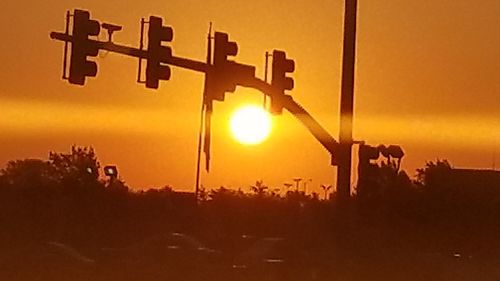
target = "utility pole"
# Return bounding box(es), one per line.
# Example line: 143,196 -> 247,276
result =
337,0 -> 358,199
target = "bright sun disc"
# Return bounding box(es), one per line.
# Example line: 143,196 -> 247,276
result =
230,105 -> 272,145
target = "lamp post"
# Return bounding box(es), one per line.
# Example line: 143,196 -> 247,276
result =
292,178 -> 302,192
303,178 -> 312,194
321,184 -> 333,200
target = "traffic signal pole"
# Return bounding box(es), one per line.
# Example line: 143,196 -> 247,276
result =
50,11 -> 340,196
239,77 -> 338,155
195,24 -> 213,202
50,32 -> 210,74
51,29 -> 339,166
337,0 -> 358,199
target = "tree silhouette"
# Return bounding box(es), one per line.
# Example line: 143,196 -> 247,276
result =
250,180 -> 268,196
0,159 -> 55,189
415,159 -> 452,188
49,146 -> 101,188
2,148 -> 500,281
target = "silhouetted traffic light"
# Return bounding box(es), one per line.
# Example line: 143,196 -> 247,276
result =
270,50 -> 295,114
205,32 -> 255,102
214,32 -> 237,68
68,9 -> 100,85
207,32 -> 239,101
145,16 -> 173,89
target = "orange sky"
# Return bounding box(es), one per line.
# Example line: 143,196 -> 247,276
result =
1,0 -> 499,194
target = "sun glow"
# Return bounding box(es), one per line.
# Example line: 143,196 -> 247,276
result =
230,105 -> 272,145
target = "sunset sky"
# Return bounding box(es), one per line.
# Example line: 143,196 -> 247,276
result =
1,0 -> 499,194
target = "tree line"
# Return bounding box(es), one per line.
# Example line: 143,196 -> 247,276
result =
1,146 -> 499,260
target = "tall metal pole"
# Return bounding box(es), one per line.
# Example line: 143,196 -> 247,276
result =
137,18 -> 145,83
61,10 -> 70,79
195,23 -> 212,201
263,51 -> 270,107
194,97 -> 205,201
337,0 -> 358,199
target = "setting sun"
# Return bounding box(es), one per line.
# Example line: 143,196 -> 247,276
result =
230,105 -> 272,145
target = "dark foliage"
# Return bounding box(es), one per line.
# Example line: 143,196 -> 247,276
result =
1,149 -> 500,281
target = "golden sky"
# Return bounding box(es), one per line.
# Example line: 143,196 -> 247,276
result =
0,0 -> 499,194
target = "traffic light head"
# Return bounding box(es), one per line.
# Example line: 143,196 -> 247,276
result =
270,50 -> 295,114
208,32 -> 242,101
145,16 -> 173,89
214,32 -> 238,66
68,9 -> 101,85
272,50 -> 295,88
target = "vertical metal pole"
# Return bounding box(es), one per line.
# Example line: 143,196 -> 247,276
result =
337,0 -> 358,199
203,23 -> 213,173
203,102 -> 212,172
263,51 -> 269,107
137,18 -> 145,83
62,10 -> 70,79
195,100 -> 205,202
195,23 -> 212,202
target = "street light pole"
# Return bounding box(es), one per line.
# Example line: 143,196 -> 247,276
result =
337,0 -> 358,199
293,178 -> 302,192
303,178 -> 312,194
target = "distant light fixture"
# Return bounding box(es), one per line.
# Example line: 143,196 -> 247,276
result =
104,165 -> 118,178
